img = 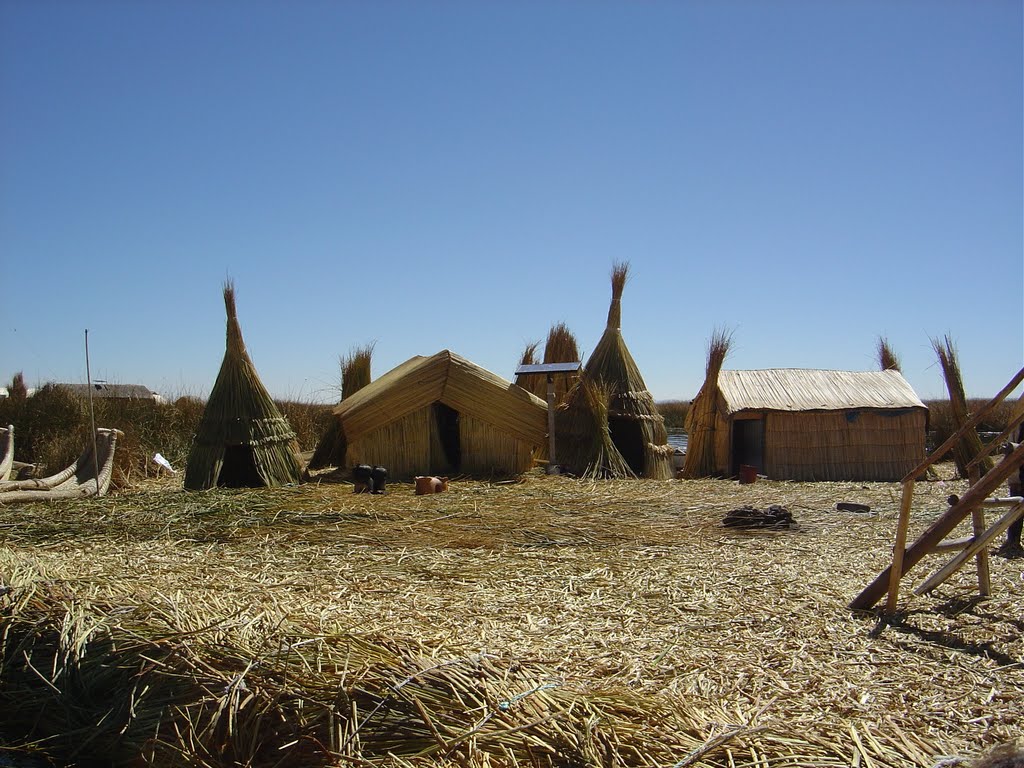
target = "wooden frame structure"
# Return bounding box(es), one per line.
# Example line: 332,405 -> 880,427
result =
850,367 -> 1024,613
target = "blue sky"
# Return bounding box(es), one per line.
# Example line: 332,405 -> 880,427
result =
2,1 -> 1021,403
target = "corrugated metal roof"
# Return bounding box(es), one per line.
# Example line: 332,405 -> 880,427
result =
717,369 -> 927,413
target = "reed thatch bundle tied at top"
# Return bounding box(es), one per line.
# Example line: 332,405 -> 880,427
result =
683,328 -> 732,479
575,262 -> 673,480
183,282 -> 302,490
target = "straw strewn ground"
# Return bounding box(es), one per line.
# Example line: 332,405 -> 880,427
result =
1,468 -> 1021,766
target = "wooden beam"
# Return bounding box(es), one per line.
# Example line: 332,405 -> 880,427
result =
885,481 -> 916,613
850,442 -> 1024,611
915,501 -> 1024,595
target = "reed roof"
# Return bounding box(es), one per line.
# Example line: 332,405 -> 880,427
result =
717,369 -> 927,414
331,350 -> 548,446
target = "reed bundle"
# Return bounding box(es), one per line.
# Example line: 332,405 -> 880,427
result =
555,378 -> 634,479
876,337 -> 902,372
683,328 -> 732,478
184,283 -> 302,490
932,335 -> 994,479
2,469 -> 1019,766
514,341 -> 544,397
342,344 -> 375,401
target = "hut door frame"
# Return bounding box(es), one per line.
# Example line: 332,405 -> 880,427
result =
731,415 -> 765,476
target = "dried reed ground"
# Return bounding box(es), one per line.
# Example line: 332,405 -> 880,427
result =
1,468 -> 1021,765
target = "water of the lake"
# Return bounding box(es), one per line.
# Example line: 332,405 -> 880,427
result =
667,428 -> 687,452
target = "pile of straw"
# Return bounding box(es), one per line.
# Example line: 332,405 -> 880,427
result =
555,379 -> 634,479
184,283 -> 302,490
2,467 -> 1022,766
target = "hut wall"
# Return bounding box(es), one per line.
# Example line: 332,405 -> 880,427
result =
762,409 -> 926,481
346,407 -> 434,481
459,412 -> 535,477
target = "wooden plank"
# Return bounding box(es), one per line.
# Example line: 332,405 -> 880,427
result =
966,391 -> 1024,472
850,442 -> 1024,611
930,536 -> 974,552
915,501 -> 1024,595
885,482 -> 915,613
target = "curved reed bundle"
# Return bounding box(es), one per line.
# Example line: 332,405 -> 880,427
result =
933,335 -> 994,479
683,328 -> 732,478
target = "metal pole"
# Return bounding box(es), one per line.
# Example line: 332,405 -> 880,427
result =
84,330 -> 101,496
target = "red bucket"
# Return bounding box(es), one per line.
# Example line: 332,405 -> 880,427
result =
738,465 -> 758,484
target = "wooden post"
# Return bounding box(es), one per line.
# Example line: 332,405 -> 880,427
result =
546,374 -> 557,474
851,442 -> 1024,611
885,480 -> 916,613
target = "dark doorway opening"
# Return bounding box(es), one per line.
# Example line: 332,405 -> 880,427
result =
731,419 -> 764,476
609,416 -> 645,476
433,403 -> 461,471
218,445 -> 264,487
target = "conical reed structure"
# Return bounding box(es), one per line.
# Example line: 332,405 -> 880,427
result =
184,283 -> 303,490
583,263 -> 673,479
932,335 -> 993,479
683,328 -> 732,478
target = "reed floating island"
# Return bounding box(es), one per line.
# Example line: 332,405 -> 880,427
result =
1,468 -> 1021,767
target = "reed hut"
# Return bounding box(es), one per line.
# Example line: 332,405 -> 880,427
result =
580,263 -> 673,480
311,350 -> 549,480
184,284 -> 303,490
685,368 -> 928,481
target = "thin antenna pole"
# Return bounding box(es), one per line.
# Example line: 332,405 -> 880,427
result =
85,329 -> 101,496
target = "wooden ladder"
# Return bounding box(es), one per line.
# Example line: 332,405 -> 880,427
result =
850,367 -> 1024,613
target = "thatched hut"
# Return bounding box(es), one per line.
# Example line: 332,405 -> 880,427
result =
184,284 -> 303,490
310,350 -> 549,480
574,264 -> 673,480
685,368 -> 928,481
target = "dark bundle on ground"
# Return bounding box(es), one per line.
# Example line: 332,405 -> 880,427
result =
583,263 -> 672,479
722,505 -> 795,529
877,336 -> 902,372
183,282 -> 303,490
932,335 -> 994,479
684,328 -> 732,478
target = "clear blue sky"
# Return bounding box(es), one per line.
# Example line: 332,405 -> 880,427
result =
2,1 -> 1021,403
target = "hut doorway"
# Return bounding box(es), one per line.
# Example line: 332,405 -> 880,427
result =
609,416 -> 645,476
218,445 -> 264,487
731,418 -> 764,476
433,403 -> 462,472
